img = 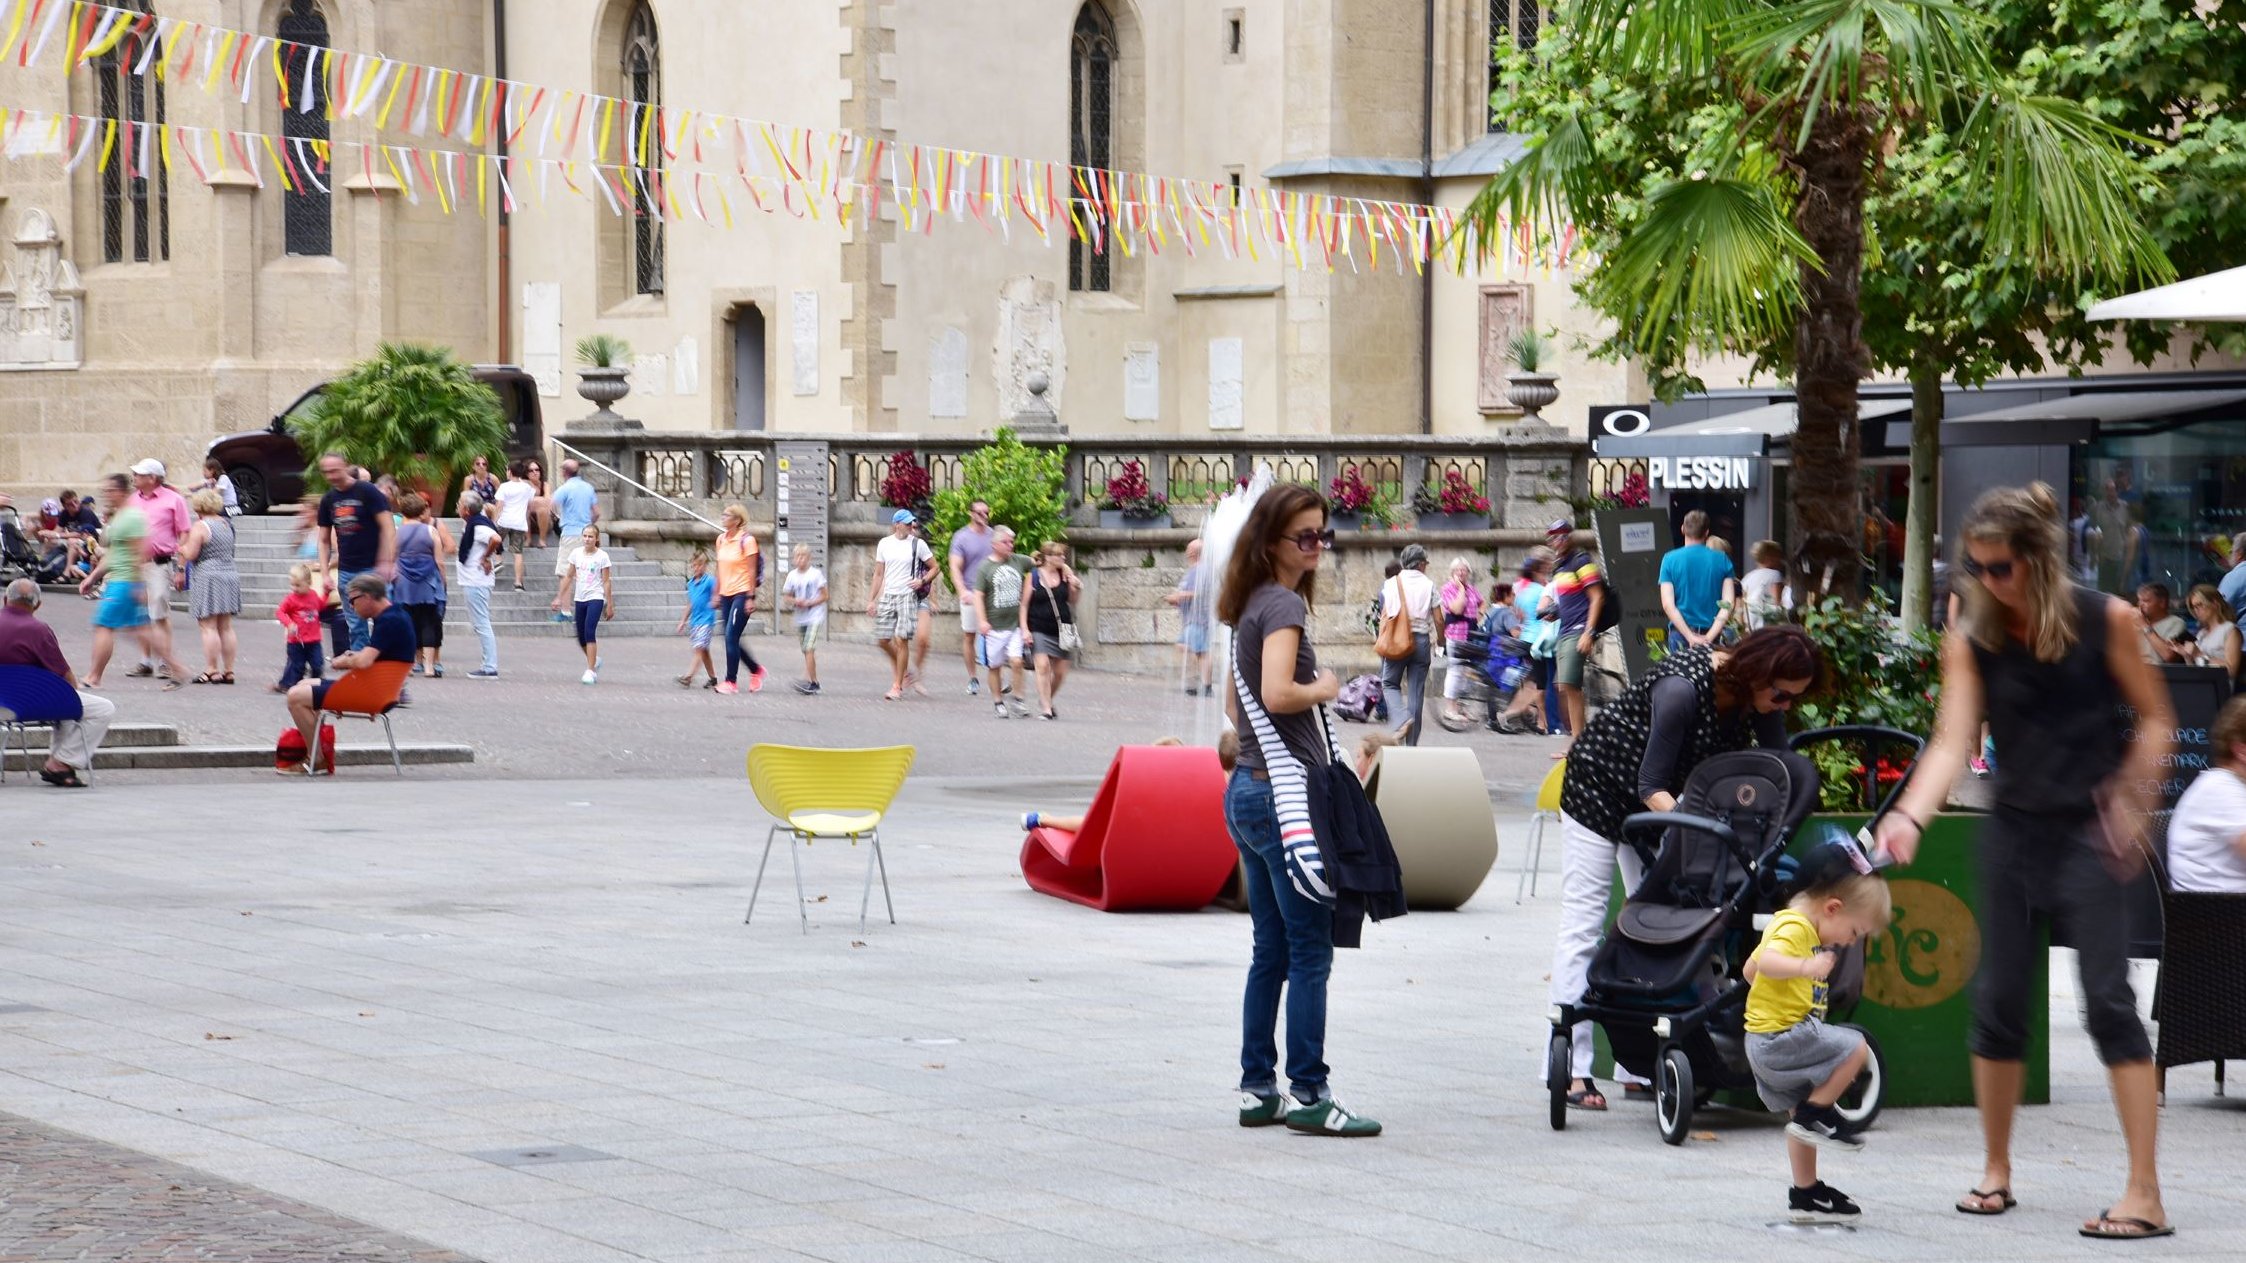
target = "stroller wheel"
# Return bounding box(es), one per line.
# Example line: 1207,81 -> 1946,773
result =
1655,1046 -> 1694,1146
1546,1030 -> 1571,1132
1832,1023 -> 1885,1133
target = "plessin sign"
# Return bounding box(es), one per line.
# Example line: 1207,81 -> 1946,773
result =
1647,456 -> 1755,491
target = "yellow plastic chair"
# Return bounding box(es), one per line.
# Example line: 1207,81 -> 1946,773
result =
745,743 -> 916,933
1517,759 -> 1566,902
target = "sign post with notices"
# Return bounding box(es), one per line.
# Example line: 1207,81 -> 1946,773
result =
772,441 -> 831,631
1593,508 -> 1672,684
2116,666 -> 2233,958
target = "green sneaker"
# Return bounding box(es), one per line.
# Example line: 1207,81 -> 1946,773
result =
1284,1097 -> 1382,1137
1238,1091 -> 1294,1128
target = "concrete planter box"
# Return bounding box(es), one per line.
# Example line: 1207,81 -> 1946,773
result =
1098,509 -> 1171,530
1415,512 -> 1491,532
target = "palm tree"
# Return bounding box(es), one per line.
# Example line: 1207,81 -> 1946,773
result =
1469,0 -> 2168,597
288,342 -> 511,511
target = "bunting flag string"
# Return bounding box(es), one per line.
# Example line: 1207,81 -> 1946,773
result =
0,0 -> 1580,273
0,93 -> 1576,276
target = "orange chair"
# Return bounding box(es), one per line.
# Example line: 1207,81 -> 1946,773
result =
319,660 -> 412,775
1020,744 -> 1234,911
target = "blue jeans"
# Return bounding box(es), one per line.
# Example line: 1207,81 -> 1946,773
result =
719,591 -> 762,683
278,641 -> 323,689
339,569 -> 372,651
1226,768 -> 1334,1102
1380,632 -> 1431,746
464,585 -> 499,672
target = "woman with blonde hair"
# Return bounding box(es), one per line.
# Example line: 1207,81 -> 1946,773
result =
1875,483 -> 2174,1238
178,487 -> 241,683
713,504 -> 765,694
2184,583 -> 2241,680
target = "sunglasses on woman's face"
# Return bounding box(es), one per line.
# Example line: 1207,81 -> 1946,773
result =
1766,687 -> 1801,706
1288,529 -> 1338,554
1961,556 -> 2015,581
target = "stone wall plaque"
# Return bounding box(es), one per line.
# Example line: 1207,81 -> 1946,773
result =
791,289 -> 819,396
994,276 -> 1066,418
1477,284 -> 1530,413
522,281 -> 562,396
1123,342 -> 1159,422
1207,337 -> 1243,430
0,209 -> 85,372
929,325 -> 969,418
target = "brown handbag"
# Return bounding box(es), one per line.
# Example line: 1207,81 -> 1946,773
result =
1375,578 -> 1415,661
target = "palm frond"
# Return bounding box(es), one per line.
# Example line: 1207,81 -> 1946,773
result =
1959,90 -> 2173,285
1727,0 -> 1992,145
290,342 -> 511,494
1590,175 -> 1817,360
1574,0 -> 1764,81
1456,113 -> 1598,253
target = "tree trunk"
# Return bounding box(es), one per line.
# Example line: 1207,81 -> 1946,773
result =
1899,355 -> 1943,632
1785,110 -> 1874,603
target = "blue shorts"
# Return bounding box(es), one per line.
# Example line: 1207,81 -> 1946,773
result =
93,580 -> 151,630
1180,621 -> 1210,655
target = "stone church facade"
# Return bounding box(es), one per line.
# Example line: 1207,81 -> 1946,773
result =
1,1 -> 1622,499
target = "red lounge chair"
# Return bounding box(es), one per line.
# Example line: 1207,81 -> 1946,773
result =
1021,744 -> 1234,911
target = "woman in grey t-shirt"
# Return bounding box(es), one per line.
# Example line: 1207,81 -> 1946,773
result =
1218,482 -> 1379,1138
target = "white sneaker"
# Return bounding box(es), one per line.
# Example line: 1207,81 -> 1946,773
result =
581,669 -> 598,685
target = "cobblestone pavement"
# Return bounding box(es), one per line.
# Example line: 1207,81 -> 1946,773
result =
0,1111 -> 478,1262
40,609 -> 1567,794
5,776 -> 2244,1262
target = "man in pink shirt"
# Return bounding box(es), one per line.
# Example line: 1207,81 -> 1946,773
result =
128,458 -> 192,678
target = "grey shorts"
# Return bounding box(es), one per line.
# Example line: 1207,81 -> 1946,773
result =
1745,1017 -> 1863,1111
500,527 -> 529,549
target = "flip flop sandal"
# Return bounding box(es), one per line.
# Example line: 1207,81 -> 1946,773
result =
1956,1188 -> 2016,1215
1565,1081 -> 1608,1112
189,672 -> 218,684
219,673 -> 235,684
2080,1211 -> 2173,1240
37,768 -> 87,789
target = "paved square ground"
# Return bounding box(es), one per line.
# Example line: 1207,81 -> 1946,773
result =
3,773 -> 2241,1262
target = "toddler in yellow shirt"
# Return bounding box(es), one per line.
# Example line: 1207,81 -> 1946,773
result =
1744,847 -> 1892,1223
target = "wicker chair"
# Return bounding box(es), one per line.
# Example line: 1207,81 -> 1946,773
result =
2153,885 -> 2246,1095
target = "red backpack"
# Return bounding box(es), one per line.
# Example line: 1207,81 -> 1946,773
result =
275,723 -> 337,775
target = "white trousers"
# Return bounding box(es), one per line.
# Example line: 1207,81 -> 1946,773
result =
1546,812 -> 1649,1083
47,691 -> 116,771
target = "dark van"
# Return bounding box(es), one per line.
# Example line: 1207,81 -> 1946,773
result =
207,365 -> 543,514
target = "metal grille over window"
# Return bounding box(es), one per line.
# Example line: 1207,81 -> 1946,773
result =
95,0 -> 166,264
624,2 -> 664,297
1488,1 -> 1542,132
1069,3 -> 1116,294
279,1 -> 332,257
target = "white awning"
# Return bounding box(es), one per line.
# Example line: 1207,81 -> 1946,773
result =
1598,398 -> 1911,456
2086,265 -> 2246,323
1883,389 -> 2246,448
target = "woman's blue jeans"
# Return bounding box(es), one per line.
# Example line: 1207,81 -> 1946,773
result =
1226,767 -> 1334,1102
719,592 -> 762,683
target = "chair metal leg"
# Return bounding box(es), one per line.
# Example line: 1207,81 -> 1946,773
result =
746,825 -> 778,924
873,830 -> 894,925
383,713 -> 401,775
788,827 -> 808,934
1517,813 -> 1546,902
2219,1060 -> 2227,1097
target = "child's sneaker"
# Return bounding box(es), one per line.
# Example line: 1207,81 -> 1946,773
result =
993,701 -> 1009,719
1020,812 -> 1040,831
715,680 -> 738,695
1969,755 -> 1991,778
794,680 -> 820,695
1238,1091 -> 1296,1128
1787,1181 -> 1861,1222
749,667 -> 767,693
1786,1103 -> 1865,1151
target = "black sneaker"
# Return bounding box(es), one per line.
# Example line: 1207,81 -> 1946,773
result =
1788,1181 -> 1861,1222
1786,1103 -> 1865,1152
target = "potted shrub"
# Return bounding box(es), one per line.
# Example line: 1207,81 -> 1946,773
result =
285,342 -> 511,515
1328,465 -> 1399,530
1503,328 -> 1560,426
879,449 -> 933,515
574,333 -> 634,422
1097,459 -> 1171,528
1412,469 -> 1493,531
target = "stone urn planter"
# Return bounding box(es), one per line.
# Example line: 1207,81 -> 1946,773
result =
1504,372 -> 1560,426
577,366 -> 633,424
1416,512 -> 1491,533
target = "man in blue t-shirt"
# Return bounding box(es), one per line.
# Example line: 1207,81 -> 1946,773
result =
283,573 -> 417,775
1659,510 -> 1738,649
315,452 -> 396,651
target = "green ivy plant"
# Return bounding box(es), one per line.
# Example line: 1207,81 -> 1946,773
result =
287,342 -> 509,511
1789,591 -> 1942,812
928,427 -> 1069,590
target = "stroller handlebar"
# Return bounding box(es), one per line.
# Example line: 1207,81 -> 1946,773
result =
1620,809 -> 1754,871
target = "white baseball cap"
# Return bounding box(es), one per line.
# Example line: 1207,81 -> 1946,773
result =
130,458 -> 166,478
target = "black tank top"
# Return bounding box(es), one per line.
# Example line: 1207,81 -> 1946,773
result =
1971,586 -> 2126,819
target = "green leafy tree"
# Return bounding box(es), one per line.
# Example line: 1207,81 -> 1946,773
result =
1470,0 -> 2172,601
929,428 -> 1069,589
287,343 -> 509,509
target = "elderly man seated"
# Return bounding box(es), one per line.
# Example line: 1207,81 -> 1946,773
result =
2169,696 -> 2246,893
0,578 -> 115,789
282,573 -> 416,776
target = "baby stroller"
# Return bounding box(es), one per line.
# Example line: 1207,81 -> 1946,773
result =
0,506 -> 52,583
1547,725 -> 1922,1145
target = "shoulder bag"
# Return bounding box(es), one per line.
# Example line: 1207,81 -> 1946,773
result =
1042,571 -> 1083,652
1375,577 -> 1414,661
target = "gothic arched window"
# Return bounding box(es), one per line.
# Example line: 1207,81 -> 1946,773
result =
94,0 -> 166,263
279,0 -> 332,256
1068,3 -> 1116,293
623,2 -> 664,296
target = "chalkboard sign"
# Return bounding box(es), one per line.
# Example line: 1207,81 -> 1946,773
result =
2120,664 -> 2232,958
1594,508 -> 1672,684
